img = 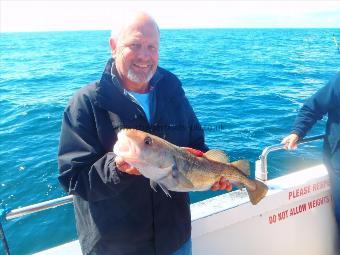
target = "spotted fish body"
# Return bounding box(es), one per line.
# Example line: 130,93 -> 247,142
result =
113,129 -> 268,205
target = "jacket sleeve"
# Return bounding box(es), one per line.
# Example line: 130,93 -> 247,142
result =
292,73 -> 340,138
57,90 -> 135,202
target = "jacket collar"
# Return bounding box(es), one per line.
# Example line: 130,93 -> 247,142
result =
95,58 -> 179,111
101,58 -> 162,91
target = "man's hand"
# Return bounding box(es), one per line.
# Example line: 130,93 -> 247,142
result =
210,176 -> 233,191
115,156 -> 141,175
182,147 -> 233,192
281,133 -> 300,150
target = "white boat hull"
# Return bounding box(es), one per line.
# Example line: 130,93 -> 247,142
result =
192,164 -> 337,255
35,164 -> 338,255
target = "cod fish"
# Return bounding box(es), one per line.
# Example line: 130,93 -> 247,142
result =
113,129 -> 268,205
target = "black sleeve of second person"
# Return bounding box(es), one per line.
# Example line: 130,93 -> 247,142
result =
292,74 -> 340,138
57,91 -> 134,202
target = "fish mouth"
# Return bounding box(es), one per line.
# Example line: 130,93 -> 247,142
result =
113,131 -> 141,160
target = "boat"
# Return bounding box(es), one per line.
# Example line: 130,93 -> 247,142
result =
1,135 -> 338,255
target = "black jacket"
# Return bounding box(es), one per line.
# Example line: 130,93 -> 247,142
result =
292,72 -> 340,169
58,59 -> 208,255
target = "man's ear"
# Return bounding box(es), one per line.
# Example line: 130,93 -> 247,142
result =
109,38 -> 117,57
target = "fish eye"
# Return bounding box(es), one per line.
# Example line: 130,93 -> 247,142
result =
144,136 -> 153,145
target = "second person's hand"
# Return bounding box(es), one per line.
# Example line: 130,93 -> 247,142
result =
281,133 -> 300,150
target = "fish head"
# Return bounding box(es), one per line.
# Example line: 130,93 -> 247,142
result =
113,129 -> 175,177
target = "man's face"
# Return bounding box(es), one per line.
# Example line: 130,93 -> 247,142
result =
114,20 -> 159,88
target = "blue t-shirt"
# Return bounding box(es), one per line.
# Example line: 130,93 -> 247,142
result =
128,91 -> 151,123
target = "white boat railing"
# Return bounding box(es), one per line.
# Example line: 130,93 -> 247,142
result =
255,134 -> 325,181
5,195 -> 74,221
1,196 -> 74,255
0,134 -> 325,255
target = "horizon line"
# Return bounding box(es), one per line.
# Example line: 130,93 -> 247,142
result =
2,27 -> 340,34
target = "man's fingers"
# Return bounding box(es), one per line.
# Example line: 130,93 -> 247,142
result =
282,137 -> 292,150
287,140 -> 297,150
220,178 -> 232,191
282,138 -> 292,149
126,167 -> 141,175
182,147 -> 204,157
281,137 -> 288,145
211,177 -> 233,191
282,134 -> 300,150
218,177 -> 227,190
218,182 -> 227,190
115,157 -> 141,175
225,181 -> 232,191
211,183 -> 219,191
116,161 -> 130,171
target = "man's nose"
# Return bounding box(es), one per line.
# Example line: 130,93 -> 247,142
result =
137,46 -> 151,59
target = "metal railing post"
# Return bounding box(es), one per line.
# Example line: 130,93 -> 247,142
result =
255,134 -> 325,181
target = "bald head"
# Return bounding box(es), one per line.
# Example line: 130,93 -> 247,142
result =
109,12 -> 160,93
111,12 -> 159,42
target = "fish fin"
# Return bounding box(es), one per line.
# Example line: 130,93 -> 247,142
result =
177,172 -> 195,189
170,164 -> 194,189
246,180 -> 269,205
150,180 -> 172,198
150,180 -> 158,192
158,183 -> 171,198
204,149 -> 229,163
231,160 -> 250,176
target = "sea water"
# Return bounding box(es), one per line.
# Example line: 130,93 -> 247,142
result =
0,28 -> 339,254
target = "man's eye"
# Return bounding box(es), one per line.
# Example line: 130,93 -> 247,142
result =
148,45 -> 158,51
130,44 -> 140,49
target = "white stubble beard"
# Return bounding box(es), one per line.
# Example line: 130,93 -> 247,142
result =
127,68 -> 154,85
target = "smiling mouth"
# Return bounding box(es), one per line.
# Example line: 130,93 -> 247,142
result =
133,63 -> 152,69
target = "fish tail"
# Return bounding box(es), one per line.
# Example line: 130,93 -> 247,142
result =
246,180 -> 268,205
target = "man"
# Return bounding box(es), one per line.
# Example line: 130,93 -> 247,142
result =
282,73 -> 340,239
58,12 -> 230,255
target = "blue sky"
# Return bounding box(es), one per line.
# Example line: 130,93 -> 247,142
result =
1,1 -> 340,32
